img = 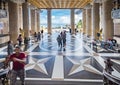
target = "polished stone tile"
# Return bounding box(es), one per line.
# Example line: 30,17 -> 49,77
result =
17,80 -> 103,85
26,55 -> 55,78
1,33 -> 120,85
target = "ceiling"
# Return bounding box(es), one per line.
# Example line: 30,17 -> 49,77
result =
28,0 -> 93,9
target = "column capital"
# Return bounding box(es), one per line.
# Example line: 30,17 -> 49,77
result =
84,4 -> 92,9
102,0 -> 111,3
92,0 -> 102,3
10,0 -> 25,4
47,8 -> 52,11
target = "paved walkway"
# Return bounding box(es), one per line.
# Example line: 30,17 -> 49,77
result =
0,32 -> 120,85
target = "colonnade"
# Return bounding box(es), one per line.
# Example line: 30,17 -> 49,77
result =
82,0 -> 114,41
9,0 -> 114,44
8,1 -> 76,44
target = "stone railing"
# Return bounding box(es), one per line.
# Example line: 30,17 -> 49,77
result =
103,70 -> 120,85
114,36 -> 120,44
0,34 -> 9,47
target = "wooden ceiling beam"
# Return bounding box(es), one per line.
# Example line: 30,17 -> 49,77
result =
29,0 -> 40,8
75,0 -> 84,8
63,0 -> 66,8
45,0 -> 54,8
36,0 -> 46,8
41,0 -> 49,8
71,1 -> 78,8
53,0 -> 57,8
78,0 -> 92,8
67,0 -> 71,8
28,0 -> 93,9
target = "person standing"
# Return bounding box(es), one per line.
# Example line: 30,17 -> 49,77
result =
6,46 -> 26,85
104,58 -> 113,74
17,34 -> 23,46
34,32 -> 37,42
57,35 -> 62,48
37,32 -> 41,41
7,40 -> 14,56
24,37 -> 29,51
41,29 -> 44,38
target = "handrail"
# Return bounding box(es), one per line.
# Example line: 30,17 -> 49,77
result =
0,34 -> 9,37
103,70 -> 120,85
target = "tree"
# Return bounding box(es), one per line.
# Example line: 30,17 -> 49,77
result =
77,20 -> 82,28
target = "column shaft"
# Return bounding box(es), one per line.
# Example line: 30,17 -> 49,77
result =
102,0 -> 114,40
35,10 -> 37,32
86,8 -> 92,37
18,5 -> 23,29
8,1 -> 19,44
31,10 -> 36,34
92,3 -> 100,39
47,9 -> 52,34
22,2 -> 30,38
71,9 -> 75,34
82,9 -> 86,34
37,12 -> 40,32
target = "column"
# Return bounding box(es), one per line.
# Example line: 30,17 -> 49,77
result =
31,9 -> 36,34
8,1 -> 19,44
102,0 -> 113,40
47,9 -> 52,34
71,9 -> 75,34
86,8 -> 92,37
22,2 -> 30,38
92,3 -> 100,40
82,9 -> 86,34
35,10 -> 37,32
18,5 -> 23,29
37,11 -> 40,32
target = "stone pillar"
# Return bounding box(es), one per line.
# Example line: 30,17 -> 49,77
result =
8,1 -> 19,44
86,8 -> 92,37
22,2 -> 30,38
18,5 -> 23,29
47,9 -> 52,34
71,9 -> 75,34
37,11 -> 40,32
82,9 -> 86,34
35,10 -> 37,32
31,9 -> 36,34
92,3 -> 100,40
102,0 -> 113,40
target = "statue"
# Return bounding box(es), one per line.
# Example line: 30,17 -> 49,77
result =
19,28 -> 24,38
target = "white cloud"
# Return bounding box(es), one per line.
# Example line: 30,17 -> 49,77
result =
75,14 -> 82,24
60,16 -> 70,24
40,12 -> 82,26
52,16 -> 55,19
51,16 -> 70,25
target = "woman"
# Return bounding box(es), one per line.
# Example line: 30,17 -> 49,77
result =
7,40 -> 14,56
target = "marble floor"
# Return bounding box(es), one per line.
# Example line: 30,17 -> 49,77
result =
0,32 -> 120,85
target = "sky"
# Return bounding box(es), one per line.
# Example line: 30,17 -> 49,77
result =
40,9 -> 82,28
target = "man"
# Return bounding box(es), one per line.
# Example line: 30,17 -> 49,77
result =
57,35 -> 62,48
17,34 -> 23,46
6,46 -> 26,85
104,58 -> 113,74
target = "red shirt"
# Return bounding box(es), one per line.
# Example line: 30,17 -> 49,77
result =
10,52 -> 26,71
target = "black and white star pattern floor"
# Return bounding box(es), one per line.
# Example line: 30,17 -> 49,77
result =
0,32 -> 120,85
